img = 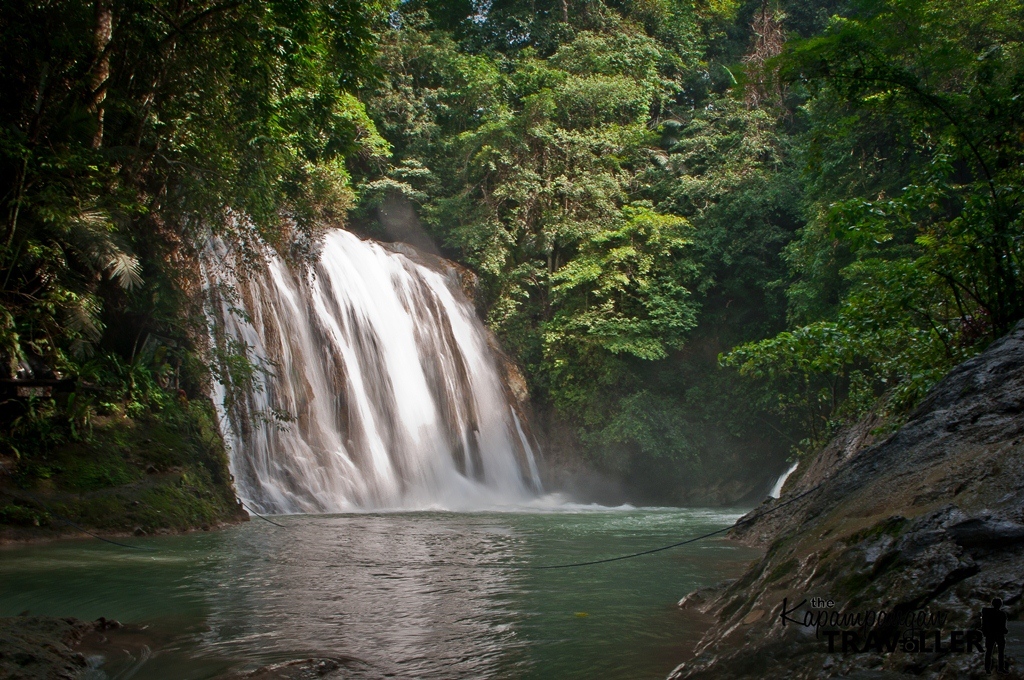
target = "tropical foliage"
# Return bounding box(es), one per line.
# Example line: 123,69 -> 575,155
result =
3,0 -> 1021,500
357,0 -> 1024,491
355,1 -> 800,491
1,0 -> 386,466
727,0 -> 1024,448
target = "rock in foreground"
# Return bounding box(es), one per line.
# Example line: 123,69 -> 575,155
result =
671,322 -> 1024,679
0,616 -> 92,680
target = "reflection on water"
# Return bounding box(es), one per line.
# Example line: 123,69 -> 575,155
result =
0,508 -> 758,679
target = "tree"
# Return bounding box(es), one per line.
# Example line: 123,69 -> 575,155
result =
727,0 -> 1024,442
0,0 -> 387,463
356,2 -> 800,496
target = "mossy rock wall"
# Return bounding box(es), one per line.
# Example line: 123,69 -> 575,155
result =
0,397 -> 246,540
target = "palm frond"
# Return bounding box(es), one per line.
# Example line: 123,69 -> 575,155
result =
66,210 -> 144,290
106,251 -> 144,291
64,295 -> 104,357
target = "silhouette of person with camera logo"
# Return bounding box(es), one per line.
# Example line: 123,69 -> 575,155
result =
982,597 -> 1008,673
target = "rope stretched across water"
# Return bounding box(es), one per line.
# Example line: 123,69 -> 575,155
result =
528,480 -> 822,569
5,481 -> 822,567
53,515 -> 157,551
5,489 -> 284,547
5,489 -> 155,551
239,499 -> 287,527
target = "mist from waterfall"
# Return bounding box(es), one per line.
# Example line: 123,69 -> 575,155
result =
205,229 -> 541,513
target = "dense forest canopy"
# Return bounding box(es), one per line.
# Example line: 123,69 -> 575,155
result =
2,0 -> 1022,501
0,0 -> 388,462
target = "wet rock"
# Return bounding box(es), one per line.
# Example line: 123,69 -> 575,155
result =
0,616 -> 92,679
94,617 -> 121,630
678,590 -> 709,610
741,609 -> 766,624
679,583 -> 735,613
946,515 -> 1024,548
672,321 -> 1024,679
684,589 -> 708,610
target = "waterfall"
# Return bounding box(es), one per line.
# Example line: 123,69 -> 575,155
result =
204,229 -> 541,513
511,407 -> 543,492
768,461 -> 798,499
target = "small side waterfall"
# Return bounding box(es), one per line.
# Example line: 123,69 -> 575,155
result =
205,229 -> 541,513
769,461 -> 798,499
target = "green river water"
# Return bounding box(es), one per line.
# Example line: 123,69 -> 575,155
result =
0,505 -> 759,679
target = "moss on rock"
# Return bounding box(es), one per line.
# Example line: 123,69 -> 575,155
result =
0,397 -> 246,541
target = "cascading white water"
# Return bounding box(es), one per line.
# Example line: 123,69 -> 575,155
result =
205,229 -> 541,513
769,461 -> 798,499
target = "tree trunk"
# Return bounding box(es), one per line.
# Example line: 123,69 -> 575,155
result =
89,0 -> 113,149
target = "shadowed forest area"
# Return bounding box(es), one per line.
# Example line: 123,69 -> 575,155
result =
1,0 -> 1022,513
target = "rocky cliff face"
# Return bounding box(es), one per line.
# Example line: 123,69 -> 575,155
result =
671,322 -> 1024,679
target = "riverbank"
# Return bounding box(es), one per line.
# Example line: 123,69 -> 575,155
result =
0,398 -> 247,544
670,322 -> 1024,678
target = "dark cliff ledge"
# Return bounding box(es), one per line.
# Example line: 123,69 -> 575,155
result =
0,398 -> 247,544
671,322 -> 1024,679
